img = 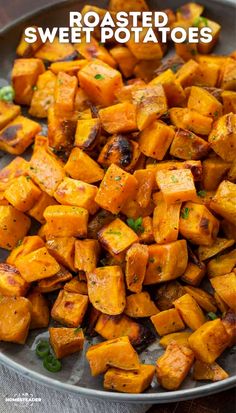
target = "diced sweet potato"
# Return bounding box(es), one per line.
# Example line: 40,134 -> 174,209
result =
184,286 -> 217,313
198,19 -> 221,54
139,121 -> 174,160
202,157 -> 231,191
51,290 -> 89,327
193,360 -> 228,382
64,277 -> 88,295
188,319 -> 230,363
222,310 -> 236,347
222,219 -> 236,241
104,364 -> 155,393
127,28 -> 163,60
154,281 -> 185,311
29,70 -> 56,118
222,90 -> 236,114
16,26 -> 42,57
181,261 -> 206,286
144,240 -> 188,285
87,266 -> 126,315
0,100 -> 21,129
175,59 -> 200,88
54,71 -> 78,113
95,164 -> 137,214
27,291 -> 49,329
47,105 -> 77,152
0,156 -> 28,192
74,240 -> 99,273
6,235 -> 44,266
44,205 -> 88,238
156,169 -> 196,204
210,180 -> 236,225
207,249 -> 236,278
65,147 -> 104,184
46,237 -> 75,272
86,336 -> 140,376
211,273 -> 236,312
11,58 -> 45,105
36,266 -> 72,293
0,296 -> 32,344
98,218 -> 138,255
156,341 -> 194,390
150,69 -> 186,107
99,102 -> 137,134
0,115 -> 41,155
98,135 -> 140,172
133,169 -> 155,209
35,37 -> 75,62
198,238 -> 235,261
110,46 -> 137,78
174,293 -> 206,330
49,327 -> 84,359
188,86 -> 222,119
74,118 -> 101,150
153,192 -> 181,244
170,128 -> 210,160
125,243 -> 148,293
4,176 -> 41,212
151,308 -> 185,336
159,332 -> 192,349
0,205 -> 31,250
49,60 -> 88,75
208,113 -> 236,161
74,35 -> 116,67
125,292 -> 159,318
16,246 -> 60,282
28,192 -> 58,224
0,263 -> 28,296
179,202 -> 219,246
214,292 -> 229,314
169,107 -> 213,135
221,58 -> 236,90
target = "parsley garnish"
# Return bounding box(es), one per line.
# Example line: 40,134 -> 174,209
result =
181,207 -> 190,219
74,327 -> 82,334
197,190 -> 206,198
207,312 -> 218,320
114,176 -> 121,181
193,16 -> 208,27
127,217 -> 144,234
171,175 -> 178,183
94,74 -> 104,80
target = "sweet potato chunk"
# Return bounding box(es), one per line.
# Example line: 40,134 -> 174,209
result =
125,243 -> 148,293
193,360 -> 229,382
188,86 -> 223,119
207,249 -> 236,278
28,192 -> 58,224
139,121 -> 174,160
99,102 -> 137,134
104,364 -> 155,393
159,332 -> 192,349
29,70 -> 56,118
95,164 -> 137,214
35,37 -> 75,62
0,205 -> 31,250
16,246 -> 60,282
0,156 -> 28,192
210,180 -> 236,225
54,71 -> 78,113
51,290 -> 89,327
74,239 -> 100,273
175,59 -> 200,88
64,277 -> 88,295
125,292 -> 159,318
156,342 -> 194,390
156,169 -> 196,204
169,107 -> 212,135
151,308 -> 185,336
16,26 -> 42,57
179,202 -> 219,246
27,291 -> 49,329
198,238 -> 235,261
184,286 -> 217,313
46,237 -> 75,272
65,147 -> 104,184
144,240 -> 188,285
110,46 -> 137,78
211,273 -> 236,312
154,281 -> 185,311
78,59 -> 123,107
127,28 -> 163,60
150,69 -> 186,107
170,128 -> 210,160
74,118 -> 101,150
44,205 -> 88,238
222,310 -> 236,347
99,218 -> 138,255
188,319 -> 230,363
74,35 -> 116,67
0,296 -> 31,344
181,261 -> 206,286
11,58 -> 45,105
0,100 -> 21,129
153,192 -> 181,244
36,266 -> 72,293
6,235 -> 44,266
49,327 -> 84,359
208,113 -> 236,161
87,266 -> 126,315
133,169 -> 155,209
109,0 -> 148,12
4,176 -> 41,212
86,336 -> 140,376
0,263 -> 28,297
98,135 -> 140,172
174,293 -> 206,330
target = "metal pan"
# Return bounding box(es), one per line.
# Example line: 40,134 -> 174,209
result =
0,0 -> 235,403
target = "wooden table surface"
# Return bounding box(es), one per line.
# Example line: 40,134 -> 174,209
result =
0,0 -> 235,411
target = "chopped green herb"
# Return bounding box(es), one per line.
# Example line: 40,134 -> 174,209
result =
181,207 -> 190,219
171,63 -> 179,73
0,85 -> 15,102
197,190 -> 207,198
190,49 -> 198,56
193,16 -> 208,27
127,217 -> 144,234
171,175 -> 178,183
208,312 -> 218,320
32,85 -> 38,91
26,176 -> 31,181
94,74 -> 104,80
106,229 -> 121,236
114,176 -> 121,181
214,111 -> 219,117
15,239 -> 23,247
132,275 -> 139,283
74,327 -> 82,334
149,257 -> 155,263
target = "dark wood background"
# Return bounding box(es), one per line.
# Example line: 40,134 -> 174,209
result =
0,0 -> 235,411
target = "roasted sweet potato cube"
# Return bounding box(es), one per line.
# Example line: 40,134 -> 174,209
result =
175,59 -> 200,88
138,216 -> 154,244
54,177 -> 98,215
16,26 -> 42,57
44,205 -> 88,238
0,100 -> 21,129
221,58 -> 236,90
74,239 -> 100,273
132,84 -> 167,131
156,169 -> 196,204
125,243 -> 148,293
74,35 -> 116,67
104,364 -> 155,393
87,266 -> 126,315
197,18 -> 221,54
188,319 -> 230,363
16,246 -> 60,282
169,108 -> 212,135
11,58 -> 45,105
110,46 -> 137,78
151,308 -> 185,336
6,235 -> 44,266
4,176 -> 41,212
86,336 -> 140,376
149,69 -> 186,107
47,105 -> 77,151
210,180 -> 236,225
188,86 -> 222,119
49,327 -> 84,359
64,276 -> 88,295
179,202 -> 219,246
144,240 -> 188,285
193,360 -> 228,382
54,72 -> 78,113
174,293 -> 206,331
109,0 -> 148,12
51,290 -> 89,327
133,169 -> 155,209
222,91 -> 236,114
29,70 -> 56,118
170,128 -> 210,160
211,273 -> 236,312
35,37 -> 75,62
181,261 -> 206,286
184,286 -> 217,313
99,218 -> 138,254
0,156 -> 28,192
214,292 -> 229,314
27,291 -> 49,329
98,135 -> 140,172
99,102 -> 137,134
65,147 -> 104,184
222,310 -> 236,347
74,118 -> 100,150
0,263 -> 28,296
95,164 -> 137,214
148,159 -> 203,182
202,157 -> 231,191
46,237 -> 75,272
0,115 -> 41,155
125,292 -> 159,318
0,205 -> 31,250
0,296 -> 31,344
207,249 -> 236,278
127,27 -> 163,60
153,192 -> 181,244
198,237 -> 235,261
159,332 -> 192,349
78,60 -> 123,107
36,266 -> 72,293
156,342 -> 194,390
139,121 -> 174,160
154,281 -> 185,311
208,114 -> 236,161
222,219 -> 236,241
28,192 -> 58,224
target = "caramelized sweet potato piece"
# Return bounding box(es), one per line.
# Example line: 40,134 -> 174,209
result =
35,37 -> 75,62
174,293 -> 206,330
74,239 -> 100,273
159,332 -> 192,349
0,100 -> 21,129
0,205 -> 31,250
125,292 -> 159,318
151,308 -> 185,336
125,243 -> 148,293
51,290 -> 89,327
170,128 -> 210,160
104,364 -> 155,393
207,249 -> 236,278
36,266 -> 72,293
0,296 -> 32,344
44,205 -> 88,238
0,263 -> 28,297
154,281 -> 185,311
27,291 -> 49,329
4,176 -> 41,212
6,235 -> 44,266
28,192 -> 58,224
193,360 -> 228,382
210,180 -> 236,225
29,70 -> 56,118
184,286 -> 217,313
139,121 -> 174,160
49,327 -> 84,359
99,218 -> 138,255
222,310 -> 236,347
65,147 -> 104,184
153,192 -> 181,244
156,169 -> 196,204
98,135 -> 140,172
211,273 -> 236,312
46,237 -> 75,272
208,113 -> 236,162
